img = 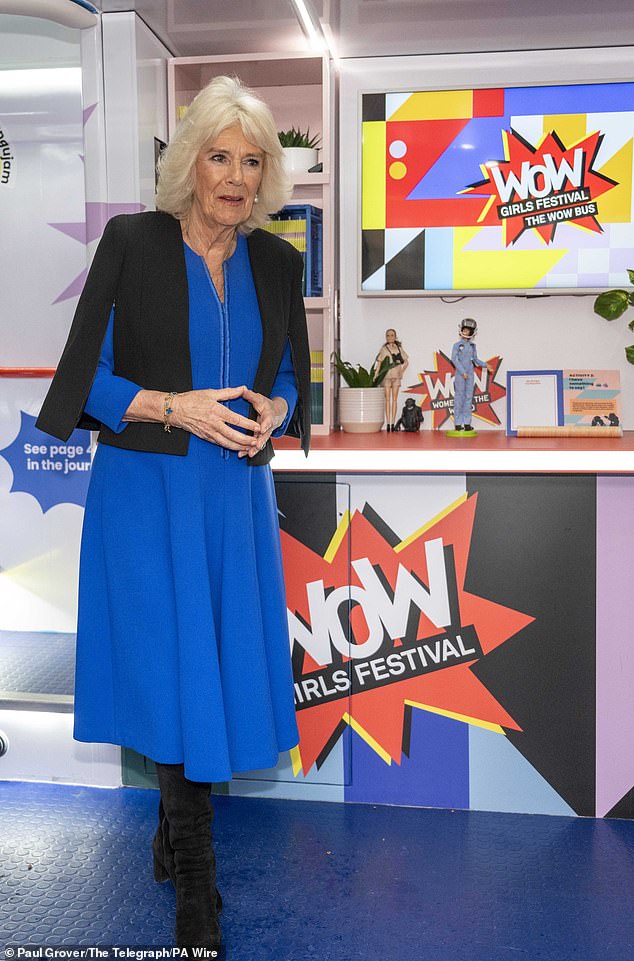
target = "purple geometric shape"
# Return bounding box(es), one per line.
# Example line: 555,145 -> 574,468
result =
407,116 -> 507,202
544,246 -> 580,275
49,202 -> 145,304
83,103 -> 97,126
464,226 -> 547,252
50,202 -> 146,250
609,248 -> 634,273
52,268 -> 87,305
343,705 -> 469,808
85,201 -> 145,244
49,221 -> 87,244
596,476 -> 634,817
576,273 -> 611,287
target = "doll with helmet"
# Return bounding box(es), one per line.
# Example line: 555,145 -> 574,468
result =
448,318 -> 493,437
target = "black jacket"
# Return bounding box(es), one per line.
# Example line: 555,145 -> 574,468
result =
35,211 -> 311,466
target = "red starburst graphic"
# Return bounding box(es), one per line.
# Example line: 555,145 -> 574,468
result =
463,128 -> 617,245
281,494 -> 534,776
405,351 -> 506,429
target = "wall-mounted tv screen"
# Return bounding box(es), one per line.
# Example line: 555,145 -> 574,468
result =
360,82 -> 634,295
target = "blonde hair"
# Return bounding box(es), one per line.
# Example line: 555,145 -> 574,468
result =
156,75 -> 292,233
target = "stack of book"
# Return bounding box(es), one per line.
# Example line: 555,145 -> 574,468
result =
262,204 -> 323,297
310,349 -> 324,422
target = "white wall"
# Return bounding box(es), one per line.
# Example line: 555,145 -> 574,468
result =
0,16 -> 84,367
339,48 -> 634,429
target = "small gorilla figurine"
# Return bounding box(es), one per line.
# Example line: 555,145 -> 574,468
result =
395,397 -> 424,432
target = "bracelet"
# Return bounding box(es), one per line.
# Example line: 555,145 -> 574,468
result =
163,392 -> 177,432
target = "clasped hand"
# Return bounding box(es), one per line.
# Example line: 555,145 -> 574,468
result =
170,385 -> 287,458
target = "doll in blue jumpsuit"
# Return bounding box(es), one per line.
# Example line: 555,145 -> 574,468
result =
450,318 -> 491,431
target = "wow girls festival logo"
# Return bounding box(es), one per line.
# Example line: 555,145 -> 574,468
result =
463,129 -> 617,245
406,352 -> 506,429
281,494 -> 533,775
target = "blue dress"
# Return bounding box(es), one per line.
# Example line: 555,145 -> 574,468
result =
75,234 -> 300,782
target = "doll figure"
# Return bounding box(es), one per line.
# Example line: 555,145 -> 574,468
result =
450,318 -> 492,433
395,397 -> 424,432
374,328 -> 409,431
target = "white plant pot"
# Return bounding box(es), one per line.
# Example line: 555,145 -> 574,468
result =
339,387 -> 385,433
282,147 -> 319,174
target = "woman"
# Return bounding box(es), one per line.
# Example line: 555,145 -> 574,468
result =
374,328 -> 409,431
36,75 -> 311,949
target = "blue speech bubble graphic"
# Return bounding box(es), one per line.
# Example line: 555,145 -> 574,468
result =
0,411 -> 92,512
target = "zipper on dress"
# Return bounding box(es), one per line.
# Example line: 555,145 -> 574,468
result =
201,257 -> 230,460
220,261 -> 230,460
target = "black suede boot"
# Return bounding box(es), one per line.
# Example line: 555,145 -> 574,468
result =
152,798 -> 171,881
154,762 -> 222,948
152,796 -> 223,914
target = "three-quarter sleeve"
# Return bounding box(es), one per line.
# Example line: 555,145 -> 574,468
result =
84,307 -> 143,433
270,336 -> 298,438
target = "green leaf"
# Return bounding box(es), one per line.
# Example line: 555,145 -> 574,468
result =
627,268 -> 634,286
372,356 -> 397,386
278,126 -> 321,149
594,289 -> 630,321
331,351 -> 395,387
626,344 -> 634,365
628,318 -> 634,332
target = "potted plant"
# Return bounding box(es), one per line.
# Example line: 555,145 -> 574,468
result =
594,269 -> 634,364
332,352 -> 396,433
278,126 -> 321,174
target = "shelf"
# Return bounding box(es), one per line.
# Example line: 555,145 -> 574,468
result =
169,50 -> 334,431
271,429 -> 634,473
290,172 -> 329,186
304,297 -> 329,309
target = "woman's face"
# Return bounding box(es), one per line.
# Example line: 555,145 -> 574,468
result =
386,330 -> 396,343
192,123 -> 264,229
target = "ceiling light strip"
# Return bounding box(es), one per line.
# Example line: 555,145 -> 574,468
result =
288,0 -> 327,52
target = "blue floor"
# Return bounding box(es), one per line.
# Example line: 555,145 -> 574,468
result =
1,780 -> 633,961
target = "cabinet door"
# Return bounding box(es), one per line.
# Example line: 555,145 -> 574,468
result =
230,477 -> 353,797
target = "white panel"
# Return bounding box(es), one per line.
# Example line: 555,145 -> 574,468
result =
81,19 -> 110,249
102,12 -> 140,204
0,709 -> 122,787
135,15 -> 169,212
